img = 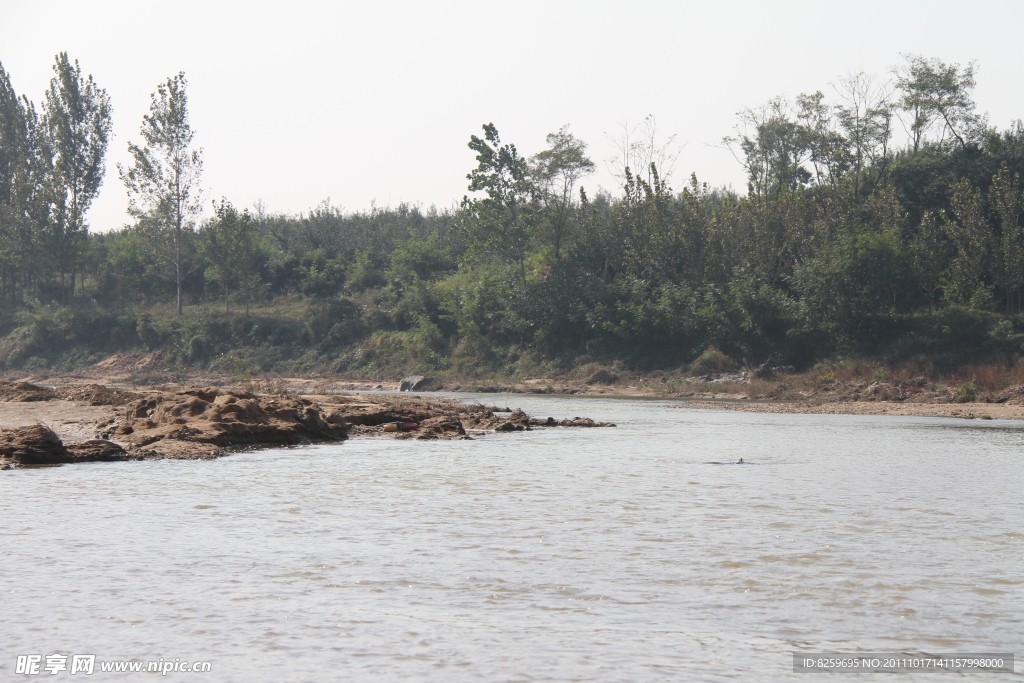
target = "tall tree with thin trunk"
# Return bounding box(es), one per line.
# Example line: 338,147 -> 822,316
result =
530,125 -> 594,261
463,123 -> 535,283
0,61 -> 28,302
42,52 -> 111,301
119,72 -> 203,315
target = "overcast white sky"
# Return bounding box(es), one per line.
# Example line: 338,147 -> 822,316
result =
3,0 -> 1024,231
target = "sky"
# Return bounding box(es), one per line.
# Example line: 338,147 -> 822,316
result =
3,0 -> 1024,232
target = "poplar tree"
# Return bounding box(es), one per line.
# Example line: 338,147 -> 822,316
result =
120,72 -> 203,315
42,52 -> 112,300
0,62 -> 26,301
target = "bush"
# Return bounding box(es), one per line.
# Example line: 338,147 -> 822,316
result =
689,346 -> 737,375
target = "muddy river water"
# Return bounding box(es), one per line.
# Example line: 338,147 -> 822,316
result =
2,394 -> 1022,681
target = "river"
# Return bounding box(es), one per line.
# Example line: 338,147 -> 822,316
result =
2,394 -> 1021,681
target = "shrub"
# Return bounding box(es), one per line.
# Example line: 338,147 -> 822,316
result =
689,346 -> 737,375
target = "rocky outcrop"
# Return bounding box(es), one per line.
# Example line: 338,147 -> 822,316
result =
105,388 -> 347,457
460,407 -> 615,432
410,416 -> 467,439
0,380 -> 139,406
1,384 -> 615,466
0,424 -> 68,465
65,439 -> 129,461
0,425 -> 128,467
531,416 -> 615,427
399,376 -> 441,392
585,369 -> 619,385
0,380 -> 58,402
56,384 -> 141,406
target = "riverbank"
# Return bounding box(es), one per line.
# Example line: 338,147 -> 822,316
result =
8,352 -> 1024,404
0,379 -> 615,468
5,356 -> 1024,468
674,399 -> 1024,420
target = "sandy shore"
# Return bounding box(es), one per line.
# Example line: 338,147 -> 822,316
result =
8,352 -> 1024,426
674,400 -> 1024,420
0,400 -> 119,438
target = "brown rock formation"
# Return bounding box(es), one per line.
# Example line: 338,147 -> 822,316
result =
585,369 -> 620,385
0,424 -> 68,465
0,426 -> 127,466
1,383 -> 615,466
0,380 -> 58,402
107,388 -> 348,457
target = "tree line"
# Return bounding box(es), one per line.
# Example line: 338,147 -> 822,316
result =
2,53 -> 1024,375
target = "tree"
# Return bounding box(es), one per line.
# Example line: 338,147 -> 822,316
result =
0,61 -> 29,302
0,62 -> 24,209
529,125 -> 594,261
462,123 -> 535,282
606,115 -> 681,187
912,210 -> 948,313
990,165 -> 1024,313
3,96 -> 51,302
833,72 -> 892,197
42,52 -> 112,301
725,97 -> 811,198
795,91 -> 850,190
943,178 -> 991,304
893,55 -> 981,152
119,72 -> 203,315
201,199 -> 265,315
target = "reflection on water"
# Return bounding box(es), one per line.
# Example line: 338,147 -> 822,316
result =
2,395 -> 1022,681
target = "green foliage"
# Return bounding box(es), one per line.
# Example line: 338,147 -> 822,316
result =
345,250 -> 385,292
5,55 -> 1024,378
953,377 -> 977,402
689,347 -> 737,375
793,228 -> 916,348
462,123 -> 536,280
306,296 -> 360,346
385,235 -> 450,287
119,71 -> 203,315
201,200 -> 270,313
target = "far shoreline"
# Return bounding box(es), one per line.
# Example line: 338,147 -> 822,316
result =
6,361 -> 1024,422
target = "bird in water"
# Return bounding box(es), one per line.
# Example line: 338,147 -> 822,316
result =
737,458 -> 744,464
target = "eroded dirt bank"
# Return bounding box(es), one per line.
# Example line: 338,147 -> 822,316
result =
0,381 -> 614,468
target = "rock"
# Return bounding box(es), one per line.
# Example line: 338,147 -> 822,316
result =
0,424 -> 69,465
55,384 -> 141,406
113,388 -> 347,456
556,417 -> 617,427
399,376 -> 441,392
752,363 -> 774,379
65,439 -> 129,462
0,427 -> 128,466
585,369 -> 619,385
414,416 -> 468,440
459,405 -> 615,432
0,380 -> 58,402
